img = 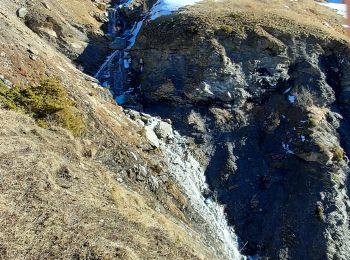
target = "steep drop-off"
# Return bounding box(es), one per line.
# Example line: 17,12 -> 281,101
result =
126,0 -> 350,259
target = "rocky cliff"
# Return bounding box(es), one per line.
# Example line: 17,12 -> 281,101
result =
129,0 -> 350,259
0,0 -> 350,259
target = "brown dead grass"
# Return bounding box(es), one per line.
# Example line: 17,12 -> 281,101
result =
185,0 -> 348,42
0,109 -> 214,259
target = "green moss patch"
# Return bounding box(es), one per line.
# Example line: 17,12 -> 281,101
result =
0,78 -> 84,136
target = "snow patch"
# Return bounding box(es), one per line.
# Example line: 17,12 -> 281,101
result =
283,87 -> 292,94
319,3 -> 347,18
127,21 -> 144,49
150,0 -> 202,20
282,142 -> 294,154
288,95 -> 296,104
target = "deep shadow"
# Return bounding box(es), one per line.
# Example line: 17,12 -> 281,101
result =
75,30 -> 111,76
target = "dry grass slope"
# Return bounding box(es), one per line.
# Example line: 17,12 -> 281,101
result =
0,110 -> 213,259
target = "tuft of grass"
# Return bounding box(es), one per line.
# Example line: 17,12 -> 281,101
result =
0,78 -> 84,136
308,118 -> 318,128
216,24 -> 234,36
332,146 -> 344,162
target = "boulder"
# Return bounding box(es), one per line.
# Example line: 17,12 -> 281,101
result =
144,126 -> 159,148
17,8 -> 28,18
154,121 -> 172,139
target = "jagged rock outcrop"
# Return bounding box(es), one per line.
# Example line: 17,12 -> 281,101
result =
128,0 -> 350,259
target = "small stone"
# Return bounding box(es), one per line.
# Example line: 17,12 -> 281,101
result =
128,110 -> 141,120
116,177 -> 123,183
154,121 -> 173,139
138,165 -> 147,177
164,118 -> 172,124
129,151 -> 138,161
205,197 -> 213,205
141,116 -> 150,123
0,76 -> 13,88
28,48 -> 39,56
148,176 -> 160,192
144,126 -> 159,148
42,2 -> 51,10
96,3 -> 107,11
29,53 -> 38,61
17,8 -> 28,18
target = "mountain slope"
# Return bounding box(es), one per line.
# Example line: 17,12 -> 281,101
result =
0,1 -> 228,259
1,0 -> 350,259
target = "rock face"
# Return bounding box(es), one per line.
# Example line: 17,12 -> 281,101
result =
109,37 -> 127,50
20,0 -> 110,75
129,1 -> 350,259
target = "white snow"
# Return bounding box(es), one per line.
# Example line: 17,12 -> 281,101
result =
124,58 -> 131,69
319,3 -> 347,18
283,87 -> 292,94
301,135 -> 306,142
95,51 -> 120,79
119,0 -> 133,8
150,0 -> 202,20
116,94 -> 126,105
126,21 -> 144,49
288,95 -> 296,104
282,142 -> 294,154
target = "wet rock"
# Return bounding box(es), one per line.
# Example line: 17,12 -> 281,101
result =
129,7 -> 350,259
109,37 -> 127,50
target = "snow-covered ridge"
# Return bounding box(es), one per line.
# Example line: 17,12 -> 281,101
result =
319,2 -> 347,18
150,0 -> 202,20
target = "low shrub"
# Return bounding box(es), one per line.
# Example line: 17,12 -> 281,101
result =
0,78 -> 84,136
216,24 -> 234,36
332,146 -> 344,162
